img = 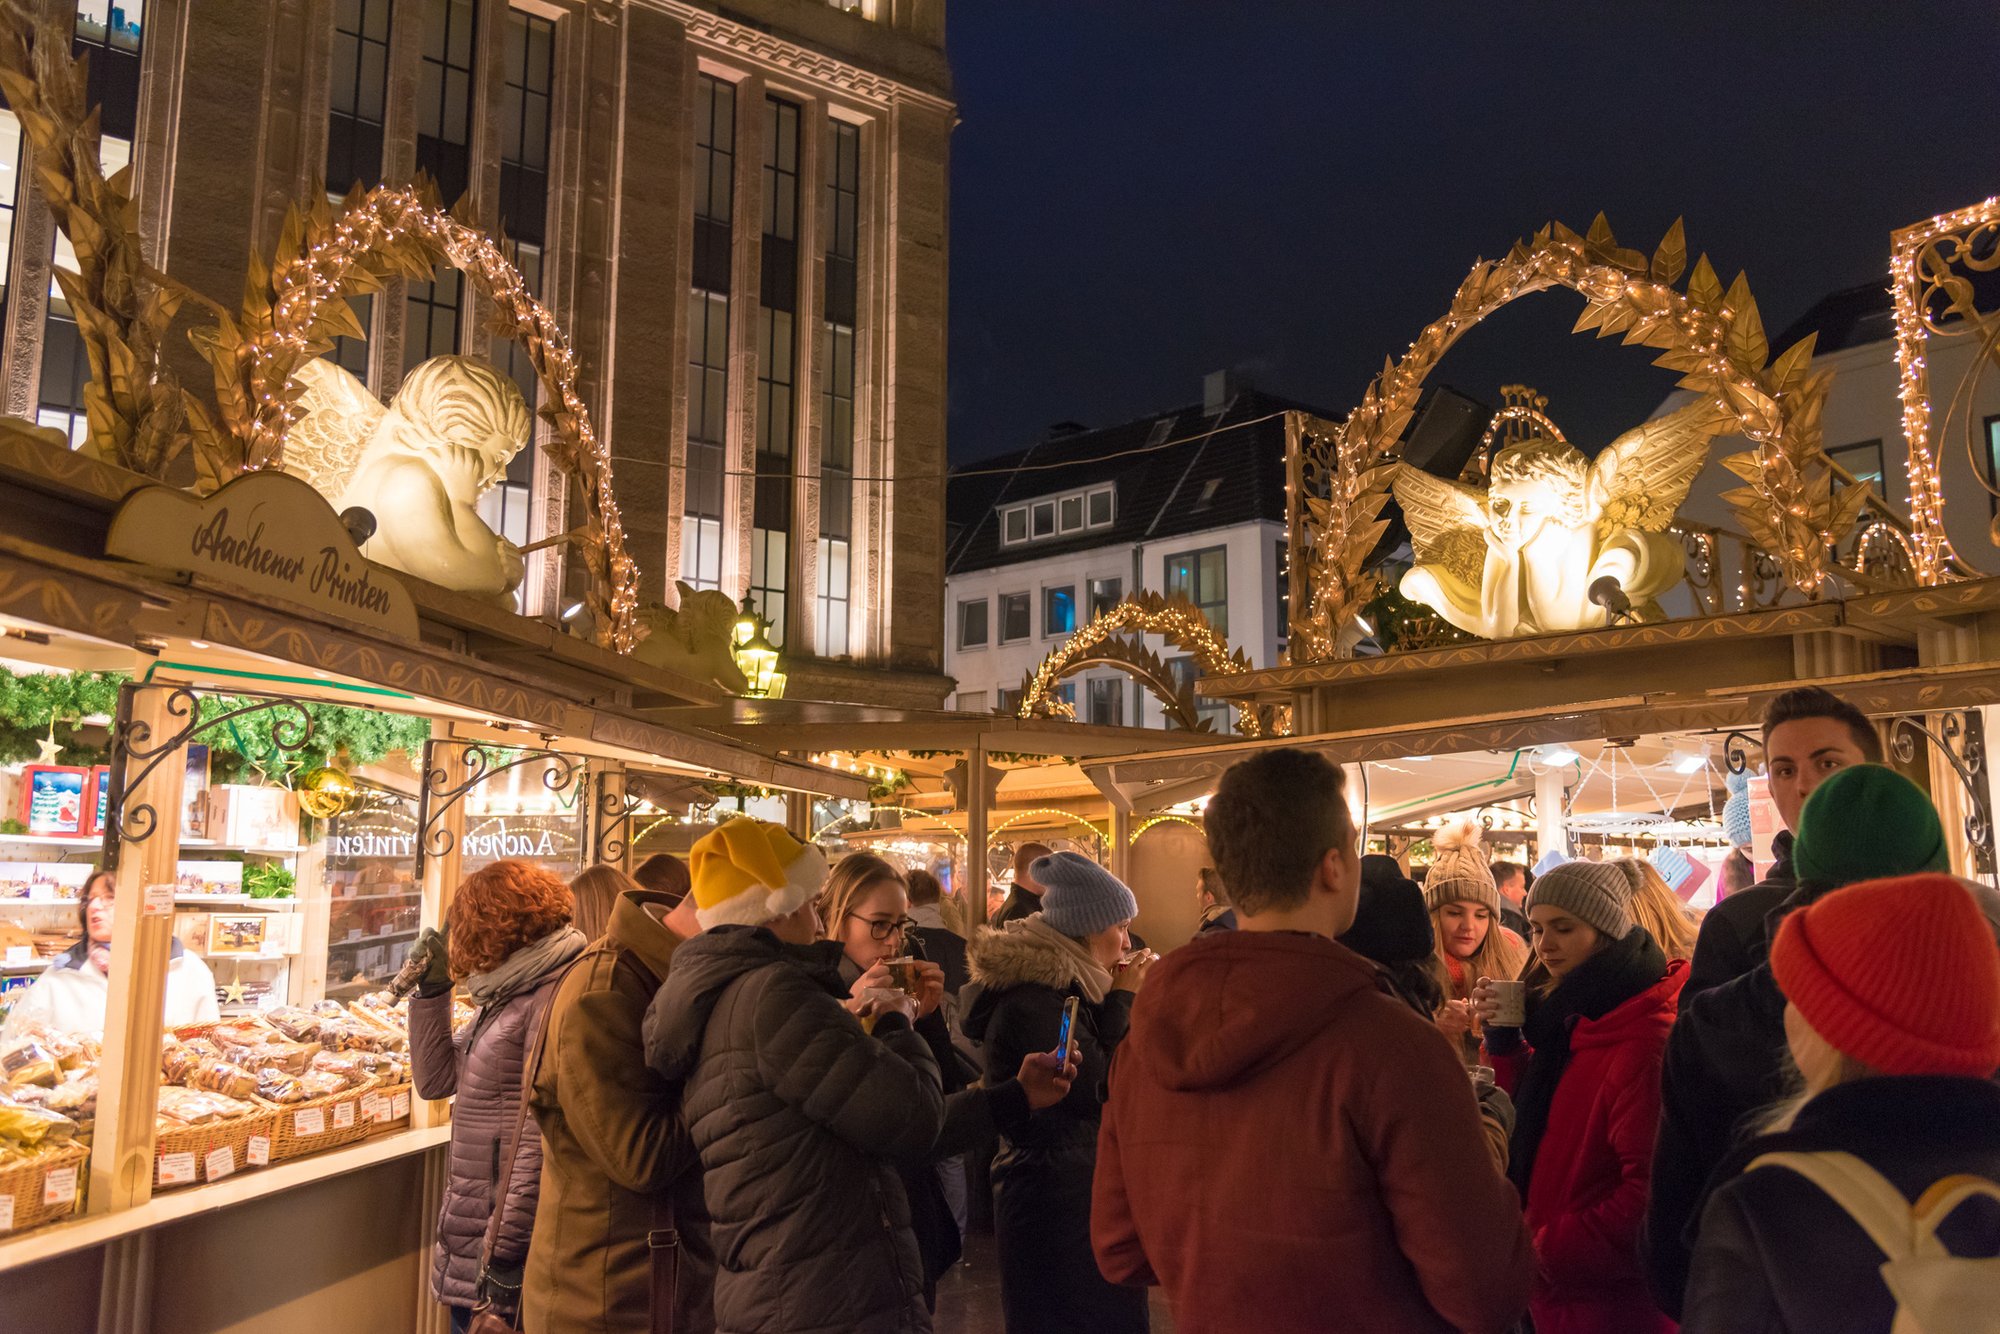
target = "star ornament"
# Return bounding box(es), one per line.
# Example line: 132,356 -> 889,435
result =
223,979 -> 248,1005
34,728 -> 63,765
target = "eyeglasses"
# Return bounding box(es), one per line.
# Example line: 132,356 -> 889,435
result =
845,913 -> 917,942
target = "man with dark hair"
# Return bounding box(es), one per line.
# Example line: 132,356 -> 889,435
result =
1490,860 -> 1530,939
1194,866 -> 1235,933
631,852 -> 691,905
1682,686 -> 1881,998
1093,748 -> 1531,1333
992,841 -> 1052,927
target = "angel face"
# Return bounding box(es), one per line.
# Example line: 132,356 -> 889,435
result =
1488,439 -> 1590,550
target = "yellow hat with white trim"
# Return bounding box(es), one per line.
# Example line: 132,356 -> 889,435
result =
689,817 -> 828,930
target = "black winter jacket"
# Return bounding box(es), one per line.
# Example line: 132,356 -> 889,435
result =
1682,1076 -> 2000,1334
644,927 -> 944,1334
963,925 -> 1146,1334
992,887 -> 1041,928
1681,832 -> 1795,1000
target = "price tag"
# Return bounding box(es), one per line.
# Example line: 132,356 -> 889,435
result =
157,1152 -> 196,1186
205,1146 -> 236,1181
360,1093 -> 384,1123
4,946 -> 30,966
42,1165 -> 77,1205
392,1092 -> 410,1119
143,882 -> 176,917
295,1107 -> 325,1137
333,1101 -> 355,1130
0,1195 -> 13,1231
247,1136 -> 270,1167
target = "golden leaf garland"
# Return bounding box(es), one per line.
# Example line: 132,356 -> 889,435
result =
188,183 -> 640,651
1293,214 -> 1864,662
0,7 -> 204,478
1016,591 -> 1283,738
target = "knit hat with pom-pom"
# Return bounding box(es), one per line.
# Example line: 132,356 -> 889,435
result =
1425,818 -> 1499,913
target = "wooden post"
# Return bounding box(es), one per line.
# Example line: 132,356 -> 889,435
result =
88,682 -> 186,1214
1536,763 -> 1569,865
1109,802 -> 1133,885
967,738 -> 990,926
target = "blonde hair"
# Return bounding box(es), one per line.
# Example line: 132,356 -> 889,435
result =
816,852 -> 907,943
569,864 -> 643,944
1630,862 -> 1700,962
1428,902 -> 1528,1005
1763,1006 -> 1877,1132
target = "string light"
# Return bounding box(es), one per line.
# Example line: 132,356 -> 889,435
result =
1888,197 -> 1995,583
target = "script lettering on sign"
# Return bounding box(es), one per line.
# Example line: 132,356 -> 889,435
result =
105,472 -> 421,642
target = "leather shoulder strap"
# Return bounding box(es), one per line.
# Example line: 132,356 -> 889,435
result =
481,955 -> 591,1267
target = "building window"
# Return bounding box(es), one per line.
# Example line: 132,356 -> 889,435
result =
1059,494 -> 1084,533
1088,676 -> 1124,727
1031,500 -> 1056,538
1275,538 -> 1290,644
497,9 -> 555,410
999,592 -> 1030,643
416,0 -> 476,203
997,686 -> 1021,715
72,1 -> 142,138
1056,682 -> 1078,710
1043,585 -> 1076,637
74,0 -> 141,52
1087,484 -> 1113,526
817,119 -> 860,657
827,0 -> 863,10
1087,577 -> 1122,618
685,74 -> 734,593
1002,506 -> 1028,544
1000,485 -> 1114,546
956,691 -> 988,713
750,96 -> 801,649
958,598 -> 988,649
328,0 -> 392,192
1169,655 -> 1231,734
403,266 -> 462,370
1165,545 -> 1228,637
1828,439 -> 1886,491
0,109 -> 22,320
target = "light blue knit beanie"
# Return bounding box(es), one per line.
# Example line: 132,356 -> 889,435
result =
1033,852 -> 1139,937
1722,768 -> 1753,850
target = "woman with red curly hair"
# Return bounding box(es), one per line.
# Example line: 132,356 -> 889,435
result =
409,859 -> 587,1333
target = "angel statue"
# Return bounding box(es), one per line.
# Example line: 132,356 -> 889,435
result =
1392,397 -> 1734,639
284,356 -> 532,599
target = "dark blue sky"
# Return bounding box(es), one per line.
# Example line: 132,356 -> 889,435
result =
944,4 -> 2000,463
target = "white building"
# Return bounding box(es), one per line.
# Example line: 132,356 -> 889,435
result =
944,375 -> 1331,732
1670,283 -> 2000,569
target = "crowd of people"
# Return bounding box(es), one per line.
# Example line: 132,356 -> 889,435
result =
401,686 -> 2000,1334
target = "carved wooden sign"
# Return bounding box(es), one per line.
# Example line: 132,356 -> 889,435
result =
104,471 -> 420,641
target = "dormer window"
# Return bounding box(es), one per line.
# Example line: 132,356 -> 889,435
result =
1000,483 -> 1115,546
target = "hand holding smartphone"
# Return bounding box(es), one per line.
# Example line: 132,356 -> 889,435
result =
1053,995 -> 1081,1066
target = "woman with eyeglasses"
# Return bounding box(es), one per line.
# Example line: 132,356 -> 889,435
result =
818,853 -> 1077,1313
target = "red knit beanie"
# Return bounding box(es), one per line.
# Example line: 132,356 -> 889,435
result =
1772,874 -> 2000,1077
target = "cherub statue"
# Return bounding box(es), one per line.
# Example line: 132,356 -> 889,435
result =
1392,398 -> 1733,638
632,581 -> 750,693
284,356 -> 531,599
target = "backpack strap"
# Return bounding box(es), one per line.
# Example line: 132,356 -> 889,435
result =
1913,1174 -> 2000,1244
1749,1150 -> 1937,1261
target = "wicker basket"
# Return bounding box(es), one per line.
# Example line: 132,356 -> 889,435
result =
363,1081 -> 413,1134
0,1141 -> 88,1235
152,1106 -> 280,1190
264,1077 -> 379,1162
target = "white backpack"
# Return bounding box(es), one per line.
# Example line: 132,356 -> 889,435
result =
1750,1150 -> 2000,1334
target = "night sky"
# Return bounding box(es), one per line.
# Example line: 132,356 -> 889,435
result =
944,3 -> 2000,464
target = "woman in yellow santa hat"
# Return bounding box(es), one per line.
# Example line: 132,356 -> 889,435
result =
643,818 -> 944,1334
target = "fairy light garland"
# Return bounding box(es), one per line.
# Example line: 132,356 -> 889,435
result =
250,185 -> 640,649
1889,197 -> 1997,583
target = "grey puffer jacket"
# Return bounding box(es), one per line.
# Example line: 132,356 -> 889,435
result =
411,972 -> 564,1311
644,926 -> 944,1334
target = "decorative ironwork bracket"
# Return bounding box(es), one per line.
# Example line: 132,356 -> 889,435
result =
592,774 -> 649,866
100,684 -> 315,872
1891,712 -> 1996,879
415,739 -> 582,880
1722,731 -> 1763,775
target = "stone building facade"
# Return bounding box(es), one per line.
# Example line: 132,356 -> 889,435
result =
0,0 -> 953,703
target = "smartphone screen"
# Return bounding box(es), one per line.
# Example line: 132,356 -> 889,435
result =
1055,996 -> 1081,1064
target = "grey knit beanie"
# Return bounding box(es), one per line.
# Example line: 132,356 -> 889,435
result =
1525,859 -> 1642,940
1034,852 -> 1139,938
1424,817 -> 1500,914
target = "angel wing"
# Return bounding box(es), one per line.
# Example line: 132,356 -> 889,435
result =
1585,397 -> 1735,535
1391,464 -> 1488,589
284,357 -> 386,498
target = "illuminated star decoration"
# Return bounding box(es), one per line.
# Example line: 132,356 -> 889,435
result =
34,725 -> 63,766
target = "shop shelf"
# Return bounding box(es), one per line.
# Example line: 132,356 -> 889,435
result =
171,895 -> 302,909
329,928 -> 420,948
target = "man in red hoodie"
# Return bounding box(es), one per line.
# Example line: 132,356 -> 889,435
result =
1093,747 -> 1533,1334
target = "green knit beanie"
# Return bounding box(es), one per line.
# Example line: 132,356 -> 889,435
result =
1793,764 -> 1949,890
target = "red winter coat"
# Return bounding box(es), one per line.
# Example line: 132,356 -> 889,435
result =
1094,930 -> 1532,1334
1492,961 -> 1685,1334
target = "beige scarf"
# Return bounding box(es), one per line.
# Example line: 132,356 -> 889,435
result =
1021,914 -> 1115,1003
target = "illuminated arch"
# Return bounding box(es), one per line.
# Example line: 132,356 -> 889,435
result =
1017,592 -> 1286,738
1293,214 -> 1871,662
